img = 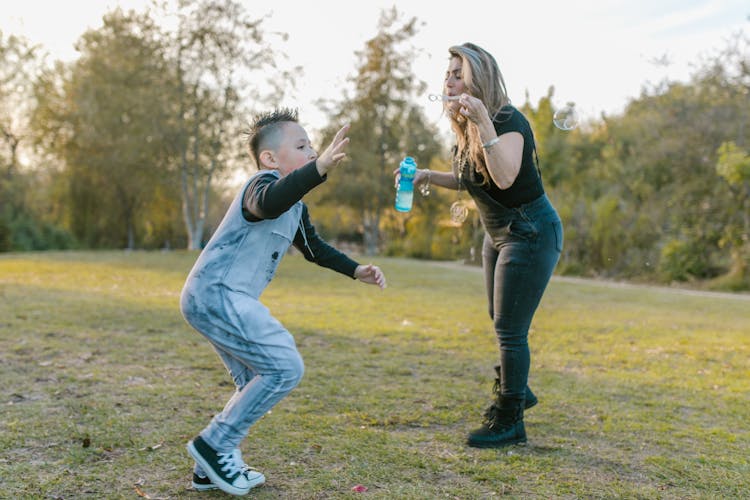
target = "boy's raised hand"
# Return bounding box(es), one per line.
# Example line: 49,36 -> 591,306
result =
354,264 -> 387,290
316,124 -> 350,177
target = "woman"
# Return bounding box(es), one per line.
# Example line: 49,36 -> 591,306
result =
413,43 -> 563,448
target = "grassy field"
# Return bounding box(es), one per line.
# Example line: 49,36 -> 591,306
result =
1,250 -> 748,499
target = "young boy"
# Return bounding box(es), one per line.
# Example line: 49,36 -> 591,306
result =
180,108 -> 386,495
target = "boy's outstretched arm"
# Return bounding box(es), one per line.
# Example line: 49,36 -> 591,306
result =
354,264 -> 387,289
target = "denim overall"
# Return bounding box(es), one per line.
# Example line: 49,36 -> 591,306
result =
180,170 -> 305,453
463,173 -> 563,402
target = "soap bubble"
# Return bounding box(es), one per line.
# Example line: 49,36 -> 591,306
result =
553,103 -> 579,131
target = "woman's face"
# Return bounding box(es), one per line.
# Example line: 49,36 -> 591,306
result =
444,56 -> 466,113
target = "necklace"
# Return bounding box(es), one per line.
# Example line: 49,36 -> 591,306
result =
450,148 -> 469,224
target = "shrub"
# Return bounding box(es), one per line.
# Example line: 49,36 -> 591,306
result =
659,239 -> 709,282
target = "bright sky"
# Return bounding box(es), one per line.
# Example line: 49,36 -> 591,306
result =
3,0 -> 748,136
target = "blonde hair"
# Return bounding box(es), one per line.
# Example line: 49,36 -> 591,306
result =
447,43 -> 510,185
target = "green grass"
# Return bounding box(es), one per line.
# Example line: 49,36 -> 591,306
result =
1,250 -> 748,499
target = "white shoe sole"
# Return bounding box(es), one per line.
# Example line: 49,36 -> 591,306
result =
192,476 -> 265,493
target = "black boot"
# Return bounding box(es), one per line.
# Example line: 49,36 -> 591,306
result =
492,365 -> 538,410
467,397 -> 526,448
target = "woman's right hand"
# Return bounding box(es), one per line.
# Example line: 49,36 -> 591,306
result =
393,168 -> 430,189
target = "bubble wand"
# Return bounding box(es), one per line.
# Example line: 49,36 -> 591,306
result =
428,94 -> 461,102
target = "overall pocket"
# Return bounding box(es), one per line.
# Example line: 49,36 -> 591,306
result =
262,229 -> 293,285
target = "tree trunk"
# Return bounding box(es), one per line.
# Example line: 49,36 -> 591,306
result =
362,210 -> 380,256
127,222 -> 135,250
180,159 -> 198,249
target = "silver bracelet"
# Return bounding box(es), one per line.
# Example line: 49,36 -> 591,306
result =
482,136 -> 500,149
419,169 -> 431,196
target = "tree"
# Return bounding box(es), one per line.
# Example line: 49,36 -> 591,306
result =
31,9 -> 175,248
28,0 -> 294,250
0,31 -> 38,249
708,31 -> 750,285
1,31 -> 76,251
159,0 -> 295,249
318,7 -> 442,255
0,31 -> 38,186
531,29 -> 749,284
716,141 -> 750,282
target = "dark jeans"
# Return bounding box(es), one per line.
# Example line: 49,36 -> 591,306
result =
480,194 -> 563,401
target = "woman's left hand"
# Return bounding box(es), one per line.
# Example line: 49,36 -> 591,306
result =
457,93 -> 487,124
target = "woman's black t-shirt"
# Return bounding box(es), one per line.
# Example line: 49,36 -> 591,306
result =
464,105 -> 544,208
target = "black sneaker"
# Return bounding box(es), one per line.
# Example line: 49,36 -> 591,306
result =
187,436 -> 265,495
191,472 -> 218,491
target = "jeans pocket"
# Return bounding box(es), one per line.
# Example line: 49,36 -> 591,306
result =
508,219 -> 538,241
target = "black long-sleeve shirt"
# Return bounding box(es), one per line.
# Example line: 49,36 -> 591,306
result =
241,162 -> 359,278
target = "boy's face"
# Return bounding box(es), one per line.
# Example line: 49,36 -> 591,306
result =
266,122 -> 318,177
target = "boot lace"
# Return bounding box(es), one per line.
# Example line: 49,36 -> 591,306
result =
482,404 -> 501,429
482,403 -> 520,431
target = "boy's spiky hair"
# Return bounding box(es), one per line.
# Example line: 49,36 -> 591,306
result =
246,108 -> 299,167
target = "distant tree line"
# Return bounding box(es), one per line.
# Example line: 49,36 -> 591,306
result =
1,2 -> 747,290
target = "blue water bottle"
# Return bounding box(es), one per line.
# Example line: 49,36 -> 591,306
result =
395,156 -> 417,212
